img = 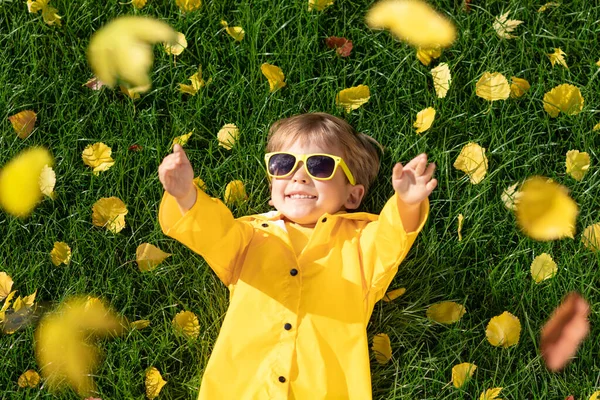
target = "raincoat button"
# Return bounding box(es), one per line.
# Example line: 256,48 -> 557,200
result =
262,223 -> 268,228
290,268 -> 298,276
284,323 -> 292,330
322,217 -> 327,223
278,376 -> 286,383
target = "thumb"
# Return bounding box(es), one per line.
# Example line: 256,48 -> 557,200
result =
173,144 -> 184,153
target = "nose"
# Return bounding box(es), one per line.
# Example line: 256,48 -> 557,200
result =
291,161 -> 309,183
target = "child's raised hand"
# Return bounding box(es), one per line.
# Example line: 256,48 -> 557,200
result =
158,144 -> 195,199
392,153 -> 437,205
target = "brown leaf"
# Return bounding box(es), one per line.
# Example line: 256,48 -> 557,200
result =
325,36 -> 353,57
128,144 -> 143,152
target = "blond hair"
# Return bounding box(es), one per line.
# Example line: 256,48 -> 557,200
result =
266,113 -> 383,193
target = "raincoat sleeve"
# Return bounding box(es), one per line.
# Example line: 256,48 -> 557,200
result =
158,186 -> 254,286
360,193 -> 429,302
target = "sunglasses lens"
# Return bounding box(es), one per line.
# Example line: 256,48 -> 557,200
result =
268,153 -> 296,176
307,155 -> 335,178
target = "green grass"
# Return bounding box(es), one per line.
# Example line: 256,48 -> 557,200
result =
1,0 -> 599,398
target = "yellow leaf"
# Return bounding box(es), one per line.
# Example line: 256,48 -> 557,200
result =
0,291 -> 17,323
120,84 -> 149,100
0,147 -> 53,218
39,164 -> 56,199
382,288 -> 406,302
431,63 -> 451,98
530,253 -> 557,283
217,123 -> 240,150
92,197 -> 128,234
82,142 -> 115,175
13,289 -> 37,312
18,370 -> 40,388
486,311 -> 521,348
220,20 -> 245,41
548,48 -> 568,68
416,46 -> 441,66
50,242 -> 71,266
8,110 -> 37,139
0,272 -> 14,301
308,0 -> 333,11
27,0 -> 61,26
515,176 -> 578,241
179,65 -> 209,95
453,142 -> 488,184
261,63 -> 286,92
538,2 -> 560,12
371,333 -> 392,364
590,391 -> 600,400
193,177 -> 207,191
597,59 -> 600,68
501,183 -> 522,210
366,0 -> 456,49
224,180 -> 247,206
510,77 -> 530,98
457,213 -> 464,241
492,11 -> 523,39
164,31 -> 187,56
130,319 -> 151,330
426,301 -> 466,324
543,83 -> 584,118
414,107 -> 436,134
171,132 -> 193,150
172,310 -> 200,339
336,85 -> 371,112
132,0 -> 147,9
581,223 -> 600,252
145,367 -> 167,399
566,150 -> 590,181
175,0 -> 201,12
452,362 -> 476,388
480,387 -> 503,400
87,16 -> 177,89
593,122 -> 600,131
136,243 -> 171,272
476,72 -> 511,101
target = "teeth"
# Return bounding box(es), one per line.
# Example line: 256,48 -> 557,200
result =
288,194 -> 316,199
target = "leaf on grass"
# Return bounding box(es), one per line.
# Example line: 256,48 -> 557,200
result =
476,72 -> 510,101
502,183 -> 522,210
217,123 -> 239,150
179,65 -> 210,95
136,243 -> 171,272
452,362 -> 476,388
457,213 -> 464,241
548,48 -> 568,68
171,132 -> 193,150
565,150 -> 590,181
581,223 -> 600,252
132,0 -> 147,8
530,253 -> 557,283
82,143 -> 115,175
0,291 -> 17,324
414,107 -> 436,134
8,110 -> 37,139
172,310 -> 200,339
594,123 -> 600,131
538,2 -> 560,12
416,46 -> 441,66
84,77 -> 105,90
261,63 -> 286,92
493,11 -> 522,39
130,319 -> 150,330
590,391 -> 600,400
480,387 -> 503,400
164,32 -> 187,56
50,242 -> 71,266
325,37 -> 353,57
224,180 -> 247,206
431,63 -> 451,98
129,144 -> 143,152
39,164 -> 56,199
336,85 -> 370,112
145,367 -> 167,399
176,0 -> 201,12
27,0 -> 61,26
486,311 -> 521,348
120,84 -> 149,100
0,272 -> 14,301
92,197 -> 128,234
13,290 -> 37,312
426,301 -> 466,324
371,333 -> 392,364
382,288 -> 406,302
220,20 -> 245,41
515,176 -> 578,241
308,0 -> 333,11
453,142 -> 488,184
0,147 -> 53,218
543,84 -> 584,118
366,0 -> 456,49
18,370 -> 40,388
510,77 -> 530,98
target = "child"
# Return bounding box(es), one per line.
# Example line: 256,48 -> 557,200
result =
158,113 -> 437,399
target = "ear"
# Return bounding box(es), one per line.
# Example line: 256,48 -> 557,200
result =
344,184 -> 365,210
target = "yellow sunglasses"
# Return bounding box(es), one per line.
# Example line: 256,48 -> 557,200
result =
264,152 -> 356,185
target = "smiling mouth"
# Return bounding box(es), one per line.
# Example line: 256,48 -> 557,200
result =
286,194 -> 317,199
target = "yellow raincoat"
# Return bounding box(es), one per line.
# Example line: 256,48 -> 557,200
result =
159,186 -> 429,399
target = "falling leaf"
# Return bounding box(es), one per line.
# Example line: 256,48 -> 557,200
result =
92,197 -> 128,234
581,223 -> 600,251
531,253 -> 557,283
179,65 -> 209,95
543,84 -> 584,118
457,213 -> 464,241
193,177 -> 207,191
493,11 -> 523,39
224,180 -> 247,206
414,107 -> 436,134
132,0 -> 147,9
176,0 -> 201,12
382,288 -> 406,302
476,72 -> 510,101
336,85 -> 371,112
164,31 -> 187,56
515,176 -> 578,241
453,142 -> 488,184
50,242 -> 71,266
325,37 -> 353,57
538,2 -> 560,12
220,20 -> 245,41
145,367 -> 167,399
217,123 -> 239,150
371,333 -> 392,364
82,143 -> 115,175
8,110 -> 37,139
480,387 -> 503,400
566,150 -> 590,181
502,183 -> 522,210
426,301 -> 466,324
548,48 -> 568,68
87,16 -> 177,89
431,63 -> 451,98
130,319 -> 151,330
416,46 -> 441,66
510,77 -> 530,98
120,84 -> 149,100
171,132 -> 193,150
13,290 -> 37,312
486,311 -> 521,348
366,0 -> 456,49
136,243 -> 171,272
590,391 -> 600,400
18,370 -> 40,388
0,272 -> 14,301
308,0 -> 333,11
84,77 -> 105,90
452,362 -> 476,388
172,310 -> 200,339
27,0 -> 61,26
39,164 -> 56,199
0,147 -> 53,218
261,63 -> 286,92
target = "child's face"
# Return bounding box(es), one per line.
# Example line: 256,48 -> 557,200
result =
269,140 -> 364,227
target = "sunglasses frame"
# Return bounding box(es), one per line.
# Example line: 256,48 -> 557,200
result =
264,152 -> 356,185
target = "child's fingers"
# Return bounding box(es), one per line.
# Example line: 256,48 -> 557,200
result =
404,154 -> 423,170
426,178 -> 438,192
415,155 -> 427,176
423,162 -> 436,180
392,162 -> 403,180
